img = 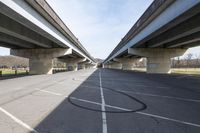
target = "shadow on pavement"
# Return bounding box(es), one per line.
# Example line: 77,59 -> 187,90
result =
32,69 -> 147,133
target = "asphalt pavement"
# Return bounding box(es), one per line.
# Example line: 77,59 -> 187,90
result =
0,68 -> 200,133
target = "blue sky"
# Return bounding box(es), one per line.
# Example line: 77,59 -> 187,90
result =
0,0 -> 199,59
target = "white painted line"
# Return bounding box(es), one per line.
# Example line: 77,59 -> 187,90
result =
70,97 -> 102,106
0,107 -> 39,133
136,112 -> 200,128
79,84 -> 200,103
36,89 -> 62,96
99,70 -> 108,133
71,97 -> 200,128
120,91 -> 200,103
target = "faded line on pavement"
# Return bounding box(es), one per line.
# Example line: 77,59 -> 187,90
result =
36,88 -> 62,96
0,107 -> 39,133
119,91 -> 200,103
71,97 -> 200,128
79,85 -> 200,103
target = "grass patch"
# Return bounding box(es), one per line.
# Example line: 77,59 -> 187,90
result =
171,68 -> 200,75
130,68 -> 200,75
0,69 -> 28,75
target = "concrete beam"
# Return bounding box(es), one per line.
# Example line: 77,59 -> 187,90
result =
128,48 -> 187,73
11,48 -> 72,59
149,14 -> 200,48
0,32 -> 35,48
0,12 -> 53,48
10,48 -> 72,74
0,1 -> 94,61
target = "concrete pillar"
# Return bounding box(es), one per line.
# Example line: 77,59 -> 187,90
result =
128,48 -> 187,74
106,63 -> 112,69
114,58 -> 138,70
103,64 -> 107,68
147,55 -> 171,73
122,62 -> 133,70
78,63 -> 86,70
69,63 -> 78,71
110,62 -> 122,69
10,48 -> 72,75
58,58 -> 87,71
85,63 -> 92,69
29,58 -> 53,74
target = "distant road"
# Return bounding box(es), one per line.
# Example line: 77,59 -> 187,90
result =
0,68 -> 200,133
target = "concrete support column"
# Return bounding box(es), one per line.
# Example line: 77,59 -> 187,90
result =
128,48 -> 187,74
68,63 -> 78,71
10,48 -> 72,75
78,63 -> 86,70
121,62 -> 133,70
103,64 -> 107,68
29,58 -> 53,74
110,62 -> 122,69
114,58 -> 138,70
146,56 -> 172,73
106,63 -> 112,69
85,64 -> 92,69
58,58 -> 87,71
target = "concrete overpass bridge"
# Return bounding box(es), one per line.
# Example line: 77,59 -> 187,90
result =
103,0 -> 200,74
0,0 -> 95,74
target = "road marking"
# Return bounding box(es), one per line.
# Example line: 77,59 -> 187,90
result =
71,97 -> 200,128
136,112 -> 200,128
99,70 -> 108,133
36,89 -> 62,96
78,85 -> 200,103
119,91 -> 200,103
0,107 -> 39,133
70,97 -> 102,106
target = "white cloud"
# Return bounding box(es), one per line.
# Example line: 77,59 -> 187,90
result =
46,0 -> 154,59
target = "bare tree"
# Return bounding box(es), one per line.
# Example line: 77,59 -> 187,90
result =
185,53 -> 193,68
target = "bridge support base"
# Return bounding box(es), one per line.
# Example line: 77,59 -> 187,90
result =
29,58 -> 53,74
58,58 -> 87,71
110,62 -> 122,69
10,48 -> 72,75
68,63 -> 78,71
128,48 -> 187,74
78,63 -> 86,70
114,58 -> 138,70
